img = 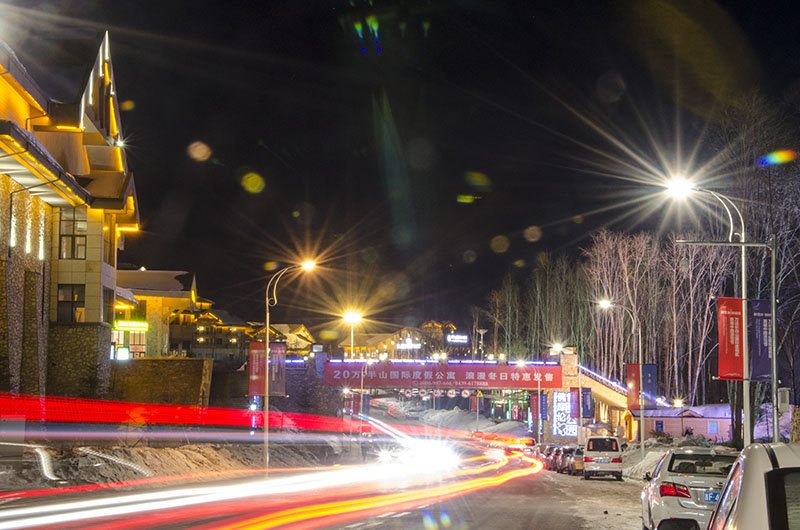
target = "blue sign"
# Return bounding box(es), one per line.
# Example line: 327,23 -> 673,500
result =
749,300 -> 771,382
581,388 -> 593,418
642,364 -> 658,409
540,393 -> 548,422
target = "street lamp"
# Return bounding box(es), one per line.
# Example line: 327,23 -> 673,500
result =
665,178 -> 755,446
599,299 -> 645,462
263,260 -> 315,470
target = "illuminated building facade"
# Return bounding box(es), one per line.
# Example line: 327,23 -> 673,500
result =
0,31 -> 139,397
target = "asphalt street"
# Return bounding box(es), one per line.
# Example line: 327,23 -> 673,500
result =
351,469 -> 643,530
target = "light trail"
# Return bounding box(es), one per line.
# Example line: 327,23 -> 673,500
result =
0,443 -> 506,529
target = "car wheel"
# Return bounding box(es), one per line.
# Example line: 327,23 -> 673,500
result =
583,472 -> 590,480
616,472 -> 623,481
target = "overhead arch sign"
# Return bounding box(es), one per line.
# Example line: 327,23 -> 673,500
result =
324,362 -> 562,389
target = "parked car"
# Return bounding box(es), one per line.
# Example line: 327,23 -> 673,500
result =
534,443 -> 557,461
583,436 -> 623,480
557,447 -> 576,473
706,442 -> 800,530
641,447 -> 737,530
567,447 -> 585,476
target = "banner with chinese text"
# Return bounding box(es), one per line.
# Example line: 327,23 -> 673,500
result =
324,363 -> 562,389
749,299 -> 771,382
718,297 -> 745,380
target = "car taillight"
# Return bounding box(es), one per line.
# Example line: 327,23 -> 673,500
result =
583,457 -> 594,462
659,482 -> 691,498
611,457 -> 621,463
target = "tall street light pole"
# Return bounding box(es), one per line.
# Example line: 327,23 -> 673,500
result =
264,260 -> 315,471
666,179 -> 752,446
599,299 -> 645,462
343,310 -> 363,406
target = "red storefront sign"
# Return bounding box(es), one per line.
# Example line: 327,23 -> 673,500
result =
323,363 -> 562,389
718,297 -> 745,380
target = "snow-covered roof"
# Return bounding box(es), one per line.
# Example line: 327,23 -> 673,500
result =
117,270 -> 194,294
630,404 -> 732,419
114,286 -> 138,305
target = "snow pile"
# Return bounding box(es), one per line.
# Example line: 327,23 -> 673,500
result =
754,404 -> 793,440
3,443 -> 321,492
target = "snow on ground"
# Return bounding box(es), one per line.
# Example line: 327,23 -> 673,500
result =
373,397 -> 530,438
1,443 -> 321,492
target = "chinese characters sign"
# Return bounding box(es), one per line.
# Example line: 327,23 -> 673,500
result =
749,299 -> 771,382
249,342 -> 287,396
718,297 -> 744,380
323,363 -> 562,389
552,391 -> 577,437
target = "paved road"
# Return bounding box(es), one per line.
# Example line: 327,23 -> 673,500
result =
348,469 -> 643,530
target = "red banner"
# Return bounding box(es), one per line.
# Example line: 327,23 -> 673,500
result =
249,342 -> 287,396
324,363 -> 562,389
718,297 -> 745,380
249,342 -> 266,396
626,363 -> 640,410
530,394 -> 539,421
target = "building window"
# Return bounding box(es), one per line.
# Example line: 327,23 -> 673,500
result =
709,421 -> 718,435
103,214 -> 115,266
59,208 -> 87,259
655,420 -> 664,432
129,331 -> 145,348
132,300 -> 147,320
102,287 -> 115,323
57,284 -> 85,322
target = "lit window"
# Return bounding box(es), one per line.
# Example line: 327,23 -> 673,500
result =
59,208 -> 87,260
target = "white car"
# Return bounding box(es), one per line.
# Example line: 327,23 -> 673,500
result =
583,436 -> 623,480
640,447 -> 737,530
707,442 -> 800,530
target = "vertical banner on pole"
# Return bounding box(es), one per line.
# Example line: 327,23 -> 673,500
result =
569,387 -> 580,418
530,394 -> 539,421
269,342 -> 287,396
642,364 -> 658,409
581,388 -> 593,418
718,297 -> 745,380
626,363 -> 640,410
749,299 -> 772,382
249,342 -> 266,396
540,393 -> 549,421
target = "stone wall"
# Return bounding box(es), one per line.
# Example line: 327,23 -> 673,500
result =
47,322 -> 111,398
109,357 -> 213,406
792,405 -> 800,443
0,174 -> 52,393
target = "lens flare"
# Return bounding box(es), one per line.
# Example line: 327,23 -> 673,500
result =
241,172 -> 265,194
187,141 -> 212,162
759,149 -> 797,166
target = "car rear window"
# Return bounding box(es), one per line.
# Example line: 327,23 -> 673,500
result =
668,454 -> 736,475
587,438 -> 618,451
785,472 -> 800,529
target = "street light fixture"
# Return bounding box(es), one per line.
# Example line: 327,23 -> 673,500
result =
599,299 -> 645,462
263,260 -> 316,471
664,179 -> 757,446
673,399 -> 685,436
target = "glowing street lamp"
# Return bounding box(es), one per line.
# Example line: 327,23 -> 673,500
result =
674,399 -> 685,436
263,259 -> 316,471
599,298 -> 645,461
665,177 -> 695,199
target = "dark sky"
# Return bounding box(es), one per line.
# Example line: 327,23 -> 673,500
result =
5,0 -> 800,331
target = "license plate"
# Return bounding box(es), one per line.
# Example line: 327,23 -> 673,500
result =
595,458 -> 608,463
703,491 -> 720,503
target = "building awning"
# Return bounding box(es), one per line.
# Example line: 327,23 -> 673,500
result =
0,120 -> 88,207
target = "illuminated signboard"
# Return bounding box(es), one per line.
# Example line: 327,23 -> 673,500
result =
397,337 -> 421,350
446,334 -> 469,344
552,391 -> 577,437
114,320 -> 148,332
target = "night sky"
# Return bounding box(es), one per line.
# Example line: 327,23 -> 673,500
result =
5,0 -> 800,332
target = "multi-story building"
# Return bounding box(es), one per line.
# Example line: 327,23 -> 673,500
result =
0,30 -> 139,397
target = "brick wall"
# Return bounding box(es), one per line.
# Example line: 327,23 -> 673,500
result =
109,357 -> 213,406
